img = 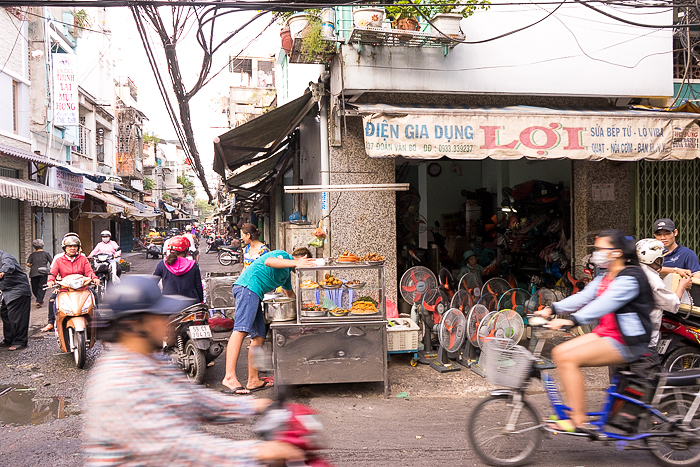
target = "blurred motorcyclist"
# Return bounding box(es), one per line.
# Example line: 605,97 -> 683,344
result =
82,275 -> 304,466
88,230 -> 121,284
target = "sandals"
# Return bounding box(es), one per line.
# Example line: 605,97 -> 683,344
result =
41,324 -> 54,332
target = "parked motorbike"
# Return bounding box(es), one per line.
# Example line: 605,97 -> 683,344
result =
91,253 -> 120,302
145,236 -> 164,259
658,311 -> 700,372
164,303 -> 231,384
52,274 -> 97,369
218,246 -> 241,266
254,389 -> 335,467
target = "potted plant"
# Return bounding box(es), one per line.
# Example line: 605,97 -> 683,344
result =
353,6 -> 385,28
301,16 -> 336,62
385,1 -> 422,31
275,12 -> 295,55
286,9 -> 322,38
427,0 -> 490,37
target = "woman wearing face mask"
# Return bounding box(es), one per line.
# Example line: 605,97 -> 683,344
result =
534,229 -> 654,433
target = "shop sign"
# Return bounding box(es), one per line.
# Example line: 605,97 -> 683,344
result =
133,200 -> 147,212
361,113 -> 700,161
52,54 -> 79,126
49,167 -> 84,201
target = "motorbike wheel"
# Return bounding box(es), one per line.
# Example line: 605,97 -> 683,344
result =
467,394 -> 543,466
184,340 -> 207,384
96,282 -> 106,304
218,250 -> 234,266
663,346 -> 700,372
72,329 -> 87,369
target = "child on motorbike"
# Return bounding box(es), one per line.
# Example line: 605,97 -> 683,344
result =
535,229 -> 654,432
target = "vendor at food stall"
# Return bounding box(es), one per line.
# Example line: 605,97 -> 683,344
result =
222,247 -> 316,395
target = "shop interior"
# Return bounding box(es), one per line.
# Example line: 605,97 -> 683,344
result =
396,157 -> 572,299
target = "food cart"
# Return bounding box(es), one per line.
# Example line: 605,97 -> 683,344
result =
270,261 -> 388,397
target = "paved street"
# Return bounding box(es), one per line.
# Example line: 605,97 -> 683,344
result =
0,248 -> 657,466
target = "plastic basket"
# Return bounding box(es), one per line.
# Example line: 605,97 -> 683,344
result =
387,318 -> 419,351
482,338 -> 535,389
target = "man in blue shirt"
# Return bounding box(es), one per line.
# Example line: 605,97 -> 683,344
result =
653,218 -> 700,278
222,247 -> 315,395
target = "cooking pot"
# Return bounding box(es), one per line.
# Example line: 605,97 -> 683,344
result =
263,297 -> 296,322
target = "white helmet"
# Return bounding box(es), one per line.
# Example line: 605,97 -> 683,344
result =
636,238 -> 665,266
101,230 -> 111,238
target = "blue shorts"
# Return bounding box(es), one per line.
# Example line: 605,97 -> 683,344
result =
602,336 -> 649,363
232,285 -> 265,338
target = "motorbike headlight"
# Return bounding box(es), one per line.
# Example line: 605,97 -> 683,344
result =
58,295 -> 72,313
81,295 -> 93,313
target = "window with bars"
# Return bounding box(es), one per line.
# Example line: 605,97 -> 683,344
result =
634,160 -> 700,255
0,167 -> 19,178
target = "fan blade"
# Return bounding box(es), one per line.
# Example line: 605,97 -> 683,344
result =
402,284 -> 417,293
424,303 -> 436,312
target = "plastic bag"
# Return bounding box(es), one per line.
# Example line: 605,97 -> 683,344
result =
308,236 -> 324,248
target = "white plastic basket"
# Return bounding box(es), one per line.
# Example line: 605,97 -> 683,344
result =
482,338 -> 536,389
387,318 -> 419,351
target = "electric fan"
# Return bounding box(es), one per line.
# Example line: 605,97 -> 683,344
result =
450,289 -> 474,314
478,291 -> 500,312
419,288 -> 450,364
400,266 -> 438,325
459,303 -> 489,368
525,288 -> 556,314
430,308 -> 466,373
471,309 -> 525,377
481,277 -> 511,299
458,273 -> 483,300
497,288 -> 532,318
439,268 -> 456,298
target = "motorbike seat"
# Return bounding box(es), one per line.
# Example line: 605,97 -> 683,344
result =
658,369 -> 700,387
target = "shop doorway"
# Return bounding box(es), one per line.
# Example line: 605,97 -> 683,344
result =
396,158 -> 572,289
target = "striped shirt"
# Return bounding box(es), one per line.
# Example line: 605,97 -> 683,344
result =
83,345 -> 262,466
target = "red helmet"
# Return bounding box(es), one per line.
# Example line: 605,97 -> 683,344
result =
170,236 -> 190,252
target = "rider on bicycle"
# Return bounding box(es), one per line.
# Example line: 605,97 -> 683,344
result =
535,229 -> 654,432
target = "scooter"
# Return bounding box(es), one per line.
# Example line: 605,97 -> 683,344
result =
218,246 -> 241,266
254,388 -> 336,467
91,253 -> 120,303
657,311 -> 700,372
164,303 -> 231,384
52,274 -> 97,369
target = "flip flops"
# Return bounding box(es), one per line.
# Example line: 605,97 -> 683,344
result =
225,381 -> 274,396
247,381 -> 273,393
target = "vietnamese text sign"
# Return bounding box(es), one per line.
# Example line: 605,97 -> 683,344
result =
50,168 -> 84,201
361,113 -> 700,161
52,54 -> 78,126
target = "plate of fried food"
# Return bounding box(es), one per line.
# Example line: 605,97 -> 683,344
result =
328,308 -> 350,317
361,252 -> 385,265
349,300 -> 379,315
301,303 -> 327,317
344,279 -> 365,289
337,251 -> 360,263
319,273 -> 343,289
301,280 -> 319,289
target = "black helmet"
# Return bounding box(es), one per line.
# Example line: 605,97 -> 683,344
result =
102,275 -> 196,322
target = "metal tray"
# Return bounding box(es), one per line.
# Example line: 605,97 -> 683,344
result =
344,282 -> 366,289
320,284 -> 342,289
363,260 -> 385,266
349,311 -> 380,316
301,309 -> 327,317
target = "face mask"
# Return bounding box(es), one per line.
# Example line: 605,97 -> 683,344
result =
102,237 -> 110,243
591,250 -> 612,269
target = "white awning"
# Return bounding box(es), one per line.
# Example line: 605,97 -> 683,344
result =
346,104 -> 700,161
0,176 -> 70,209
85,189 -> 132,213
127,211 -> 161,221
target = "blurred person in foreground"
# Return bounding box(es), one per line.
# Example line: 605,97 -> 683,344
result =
82,275 -> 304,466
0,249 -> 32,351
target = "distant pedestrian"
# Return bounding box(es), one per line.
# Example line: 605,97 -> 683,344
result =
241,223 -> 269,271
26,239 -> 53,307
0,249 -> 32,351
153,236 -> 203,303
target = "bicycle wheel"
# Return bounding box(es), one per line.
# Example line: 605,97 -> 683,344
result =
467,394 -> 543,466
642,394 -> 700,467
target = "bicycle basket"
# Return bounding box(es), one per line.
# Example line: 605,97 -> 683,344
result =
482,338 -> 536,389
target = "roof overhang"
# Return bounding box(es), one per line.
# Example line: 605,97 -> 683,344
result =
0,176 -> 70,209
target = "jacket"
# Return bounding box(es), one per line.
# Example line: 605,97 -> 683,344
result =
0,250 -> 31,303
49,254 -> 97,283
552,265 -> 654,347
153,258 -> 203,302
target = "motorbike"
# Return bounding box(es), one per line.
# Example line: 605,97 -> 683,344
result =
52,274 -> 97,369
145,236 -> 164,259
91,253 -> 120,302
218,245 -> 241,266
657,311 -> 700,372
254,388 -> 335,467
164,303 -> 231,384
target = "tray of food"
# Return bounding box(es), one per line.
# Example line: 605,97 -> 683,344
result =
344,279 -> 366,289
301,303 -> 327,317
350,298 -> 379,316
301,280 -> 319,289
361,252 -> 385,265
328,308 -> 350,317
319,274 -> 343,289
337,251 -> 361,263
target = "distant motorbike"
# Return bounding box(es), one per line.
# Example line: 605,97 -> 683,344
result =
52,274 -> 96,369
145,236 -> 164,259
164,303 -> 229,384
218,246 -> 240,266
91,253 -> 120,302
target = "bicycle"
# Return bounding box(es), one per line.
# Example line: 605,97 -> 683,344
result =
467,322 -> 700,467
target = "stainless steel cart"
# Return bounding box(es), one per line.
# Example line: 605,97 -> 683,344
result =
270,262 -> 388,397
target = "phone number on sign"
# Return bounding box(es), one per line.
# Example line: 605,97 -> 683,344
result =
435,144 -> 474,153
